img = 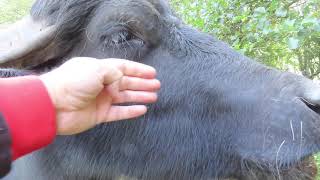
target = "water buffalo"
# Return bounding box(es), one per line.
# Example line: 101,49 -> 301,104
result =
1,0 -> 320,179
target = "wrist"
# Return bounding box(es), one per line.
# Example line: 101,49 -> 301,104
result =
39,74 -> 59,110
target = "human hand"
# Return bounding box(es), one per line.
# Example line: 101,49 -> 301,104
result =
40,57 -> 160,135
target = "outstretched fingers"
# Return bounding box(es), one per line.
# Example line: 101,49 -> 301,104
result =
103,58 -> 157,79
104,105 -> 148,122
112,91 -> 158,104
96,58 -> 159,123
119,76 -> 161,91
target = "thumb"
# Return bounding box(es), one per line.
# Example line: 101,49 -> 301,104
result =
101,65 -> 123,85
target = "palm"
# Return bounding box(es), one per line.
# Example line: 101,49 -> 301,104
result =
43,58 -> 160,135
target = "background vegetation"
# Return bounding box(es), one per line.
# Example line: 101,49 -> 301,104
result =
171,0 -> 320,79
1,0 -> 320,178
0,0 -> 33,24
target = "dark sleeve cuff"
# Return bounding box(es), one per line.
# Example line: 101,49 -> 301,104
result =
0,76 -> 56,160
0,113 -> 12,178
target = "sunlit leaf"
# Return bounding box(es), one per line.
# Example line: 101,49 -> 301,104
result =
275,8 -> 287,17
288,37 -> 300,49
254,7 -> 267,14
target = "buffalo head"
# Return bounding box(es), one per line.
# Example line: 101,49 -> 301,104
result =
1,0 -> 320,179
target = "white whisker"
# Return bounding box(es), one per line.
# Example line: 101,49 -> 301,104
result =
290,120 -> 295,141
79,40 -> 87,55
85,29 -> 94,43
299,121 -> 303,157
276,140 -> 285,180
262,126 -> 269,151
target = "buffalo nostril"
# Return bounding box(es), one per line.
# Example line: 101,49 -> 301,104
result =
301,98 -> 320,115
303,83 -> 320,105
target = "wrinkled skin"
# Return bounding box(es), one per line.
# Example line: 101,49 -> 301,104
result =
2,0 -> 320,179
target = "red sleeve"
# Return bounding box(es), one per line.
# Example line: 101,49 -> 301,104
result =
0,76 -> 56,160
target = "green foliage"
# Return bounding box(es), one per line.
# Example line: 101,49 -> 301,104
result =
0,0 -> 33,24
315,155 -> 320,180
171,0 -> 320,79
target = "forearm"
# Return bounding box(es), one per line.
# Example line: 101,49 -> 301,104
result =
0,76 -> 56,160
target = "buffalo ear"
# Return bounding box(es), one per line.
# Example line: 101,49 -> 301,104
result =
0,16 -> 58,69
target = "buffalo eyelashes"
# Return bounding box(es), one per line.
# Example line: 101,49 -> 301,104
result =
111,31 -> 133,44
101,30 -> 144,47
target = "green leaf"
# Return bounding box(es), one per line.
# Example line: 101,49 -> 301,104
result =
284,19 -> 296,27
288,38 -> 300,50
315,23 -> 320,32
254,7 -> 266,15
275,8 -> 287,17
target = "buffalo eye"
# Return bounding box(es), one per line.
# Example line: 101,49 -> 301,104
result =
111,30 -> 133,44
100,26 -> 145,48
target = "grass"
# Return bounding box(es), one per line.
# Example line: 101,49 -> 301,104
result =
1,0 -> 320,179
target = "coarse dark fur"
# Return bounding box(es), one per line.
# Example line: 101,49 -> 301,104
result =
2,0 -> 320,179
